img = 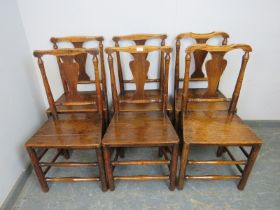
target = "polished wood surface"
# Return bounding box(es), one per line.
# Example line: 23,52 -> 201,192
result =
178,44 -> 262,191
25,114 -> 102,148
26,48 -> 107,192
183,111 -> 262,145
102,112 -> 178,147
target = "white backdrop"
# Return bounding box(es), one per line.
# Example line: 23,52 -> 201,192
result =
17,0 -> 280,120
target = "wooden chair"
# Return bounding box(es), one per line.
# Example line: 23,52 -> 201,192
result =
49,36 -> 109,124
174,32 -> 229,127
112,34 -> 172,112
177,44 -> 262,190
102,46 -> 179,191
25,48 -> 107,192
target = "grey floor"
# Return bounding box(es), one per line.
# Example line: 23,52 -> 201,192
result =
11,122 -> 280,210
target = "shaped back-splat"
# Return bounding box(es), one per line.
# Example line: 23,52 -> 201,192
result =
105,46 -> 172,112
112,34 -> 167,95
205,52 -> 227,97
181,44 -> 252,114
58,55 -> 81,102
175,32 -> 229,91
129,53 -> 150,99
33,48 -> 102,119
50,36 -> 106,84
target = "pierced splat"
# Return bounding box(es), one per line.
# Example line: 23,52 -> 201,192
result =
204,52 -> 227,97
191,39 -> 208,78
72,42 -> 90,81
129,53 -> 150,99
58,55 -> 81,102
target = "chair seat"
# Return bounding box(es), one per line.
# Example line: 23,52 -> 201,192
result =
175,88 -> 229,112
25,113 -> 102,148
102,112 -> 179,147
46,91 -> 107,114
118,90 -> 172,112
183,111 -> 262,145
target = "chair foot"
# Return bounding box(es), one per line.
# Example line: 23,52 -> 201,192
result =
62,149 -> 70,159
119,148 -> 125,158
158,147 -> 163,157
169,144 -> 178,191
238,144 -> 261,190
177,142 -> 190,190
216,146 -> 226,157
96,148 -> 108,192
26,147 -> 49,192
103,146 -> 115,191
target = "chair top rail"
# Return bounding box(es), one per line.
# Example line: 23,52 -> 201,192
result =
112,33 -> 167,42
185,44 -> 252,53
50,36 -> 104,44
176,31 -> 229,40
33,48 -> 99,57
105,45 -> 172,54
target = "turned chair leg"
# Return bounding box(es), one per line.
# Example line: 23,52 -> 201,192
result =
238,144 -> 261,190
26,147 -> 49,192
96,148 -> 108,192
216,146 -> 226,157
62,149 -> 70,159
169,144 -> 179,191
158,147 -> 163,157
103,146 -> 115,191
178,142 -> 190,190
119,148 -> 125,158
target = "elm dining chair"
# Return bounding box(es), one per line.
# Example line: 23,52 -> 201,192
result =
177,44 -> 262,190
102,45 -> 179,191
25,48 -> 107,192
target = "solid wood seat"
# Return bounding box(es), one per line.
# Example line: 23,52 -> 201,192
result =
183,111 -> 262,145
26,114 -> 102,148
25,48 -> 107,192
49,36 -> 109,123
178,44 -> 262,191
103,112 -> 178,147
103,45 -> 179,191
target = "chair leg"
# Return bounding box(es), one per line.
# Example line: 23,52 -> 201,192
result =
103,146 -> 115,191
216,146 -> 226,157
96,148 -> 107,192
169,144 -> 179,191
26,147 -> 49,192
178,142 -> 190,190
62,149 -> 70,159
238,144 -> 261,190
158,147 -> 163,157
119,148 -> 125,158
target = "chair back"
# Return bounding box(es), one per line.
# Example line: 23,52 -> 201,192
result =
112,34 -> 167,94
105,45 -> 172,112
175,32 -> 229,92
180,44 -> 252,114
33,48 -> 103,120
